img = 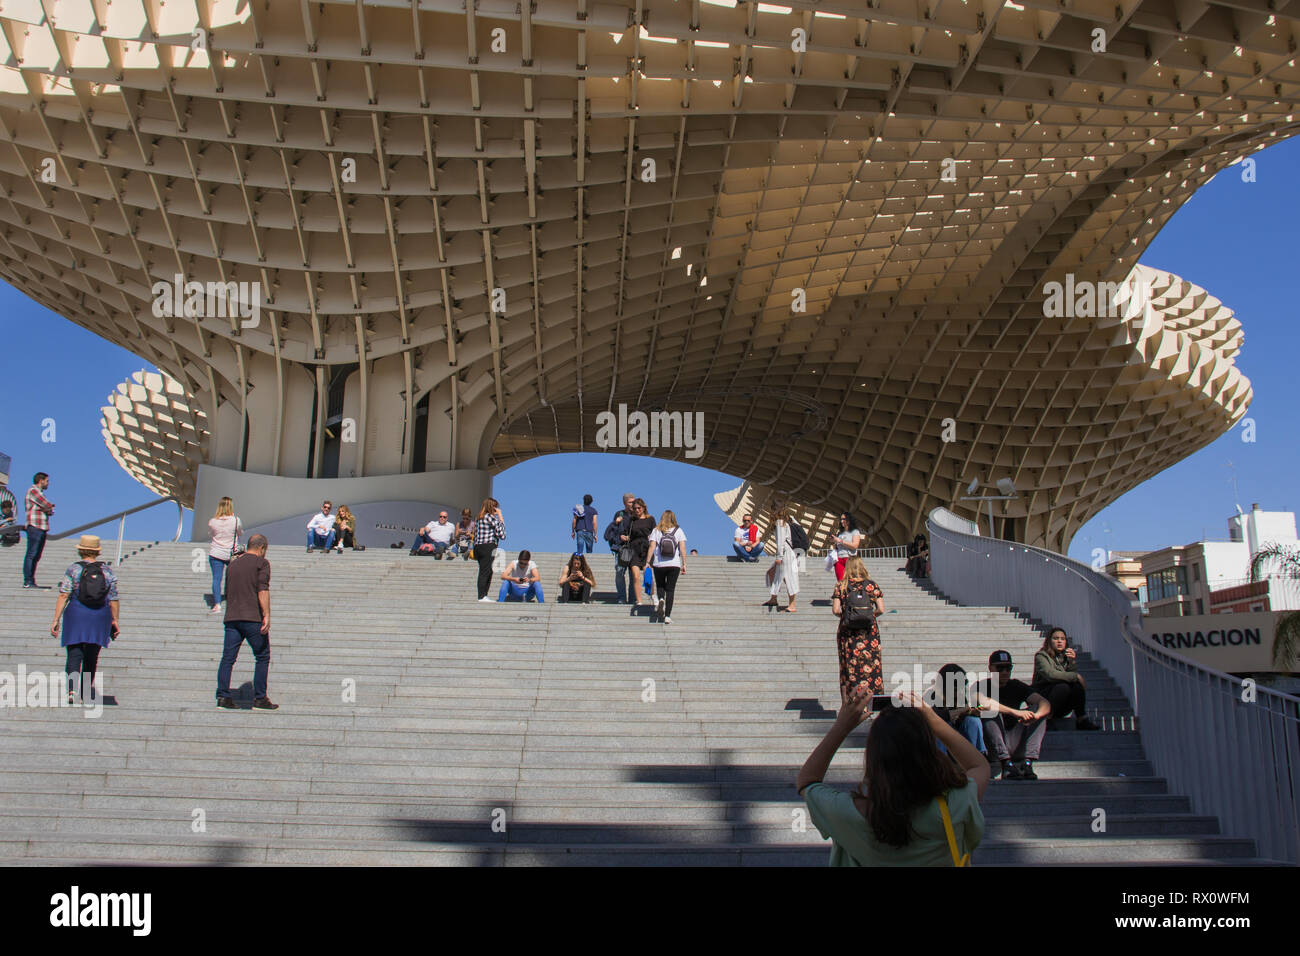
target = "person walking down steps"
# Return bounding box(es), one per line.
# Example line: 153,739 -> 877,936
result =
762,503 -> 800,613
647,510 -> 686,624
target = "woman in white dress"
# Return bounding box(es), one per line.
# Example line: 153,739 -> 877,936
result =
761,503 -> 799,613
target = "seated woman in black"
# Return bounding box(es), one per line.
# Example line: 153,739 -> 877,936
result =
558,555 -> 596,604
1032,627 -> 1100,731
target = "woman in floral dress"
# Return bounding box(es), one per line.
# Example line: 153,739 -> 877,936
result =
831,556 -> 885,705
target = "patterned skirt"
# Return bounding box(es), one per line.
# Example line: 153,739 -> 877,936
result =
837,623 -> 883,700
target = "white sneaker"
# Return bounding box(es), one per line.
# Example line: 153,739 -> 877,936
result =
657,597 -> 665,617
478,596 -> 492,603
664,616 -> 672,624
210,604 -> 223,614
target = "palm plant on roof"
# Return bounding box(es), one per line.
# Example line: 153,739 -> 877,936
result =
1249,544 -> 1300,671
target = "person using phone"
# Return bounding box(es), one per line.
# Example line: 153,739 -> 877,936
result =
497,550 -> 543,603
558,554 -> 596,604
797,688 -> 988,866
472,498 -> 506,602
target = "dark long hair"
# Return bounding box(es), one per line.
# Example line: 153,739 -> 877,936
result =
860,706 -> 969,848
1040,626 -> 1069,654
567,554 -> 595,585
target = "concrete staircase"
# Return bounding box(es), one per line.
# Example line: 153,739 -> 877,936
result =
0,540 -> 1262,865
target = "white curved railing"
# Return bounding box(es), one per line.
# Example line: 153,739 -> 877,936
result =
926,507 -> 1300,864
51,497 -> 186,566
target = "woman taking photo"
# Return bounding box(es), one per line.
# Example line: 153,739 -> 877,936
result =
1032,627 -> 1100,730
647,510 -> 687,623
626,498 -> 656,606
558,555 -> 596,604
207,496 -> 242,613
50,535 -> 120,704
762,503 -> 799,612
831,512 -> 862,581
831,556 -> 885,705
797,688 -> 989,866
472,498 -> 506,602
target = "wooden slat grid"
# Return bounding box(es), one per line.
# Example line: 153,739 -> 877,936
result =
0,0 -> 1285,550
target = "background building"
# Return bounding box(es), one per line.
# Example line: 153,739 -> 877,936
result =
1107,506 -> 1299,617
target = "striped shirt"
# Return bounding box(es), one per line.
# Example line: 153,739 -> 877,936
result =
25,485 -> 53,530
472,513 -> 505,546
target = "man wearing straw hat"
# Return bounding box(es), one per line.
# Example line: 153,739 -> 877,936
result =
50,534 -> 118,704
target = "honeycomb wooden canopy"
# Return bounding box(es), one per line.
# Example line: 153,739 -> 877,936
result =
0,0 -> 1284,550
101,370 -> 208,506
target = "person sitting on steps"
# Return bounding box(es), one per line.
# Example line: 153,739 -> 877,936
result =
498,550 -> 544,603
1032,627 -> 1100,731
306,501 -> 336,553
972,650 -> 1051,781
558,554 -> 596,604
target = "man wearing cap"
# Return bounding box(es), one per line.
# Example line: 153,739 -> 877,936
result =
972,650 -> 1050,781
410,511 -> 456,557
216,533 -> 277,710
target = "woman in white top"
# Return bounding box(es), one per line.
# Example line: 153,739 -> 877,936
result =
497,549 -> 544,603
647,510 -> 687,623
762,502 -> 800,613
207,496 -> 243,613
832,512 -> 863,581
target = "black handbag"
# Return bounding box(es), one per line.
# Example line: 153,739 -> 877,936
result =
618,544 -> 635,566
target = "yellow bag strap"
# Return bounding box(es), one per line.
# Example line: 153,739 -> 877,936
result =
938,794 -> 970,867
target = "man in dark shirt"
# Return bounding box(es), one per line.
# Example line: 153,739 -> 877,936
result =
972,650 -> 1049,780
216,533 -> 277,710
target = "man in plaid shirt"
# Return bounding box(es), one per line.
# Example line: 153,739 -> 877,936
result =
23,471 -> 54,589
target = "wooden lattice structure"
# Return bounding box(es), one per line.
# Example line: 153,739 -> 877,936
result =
0,0 -> 1283,549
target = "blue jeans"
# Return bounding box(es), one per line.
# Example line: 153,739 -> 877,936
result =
498,581 -> 544,603
217,620 -> 270,700
307,529 -> 336,550
733,542 -> 763,561
574,530 -> 595,555
412,533 -> 449,556
23,526 -> 47,585
937,716 -> 987,756
209,555 -> 228,606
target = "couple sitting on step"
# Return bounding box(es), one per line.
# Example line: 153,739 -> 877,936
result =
932,627 -> 1102,781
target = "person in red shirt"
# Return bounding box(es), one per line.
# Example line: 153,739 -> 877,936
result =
732,513 -> 763,562
23,471 -> 54,588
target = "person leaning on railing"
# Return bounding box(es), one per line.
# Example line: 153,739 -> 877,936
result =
1032,627 -> 1100,731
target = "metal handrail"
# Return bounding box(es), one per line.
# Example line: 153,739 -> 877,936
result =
926,508 -> 1300,863
50,497 -> 185,566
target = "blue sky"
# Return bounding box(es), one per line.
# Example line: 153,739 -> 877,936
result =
1,136 -> 1296,559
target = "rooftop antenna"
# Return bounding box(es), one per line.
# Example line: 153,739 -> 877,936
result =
1225,460 -> 1241,513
